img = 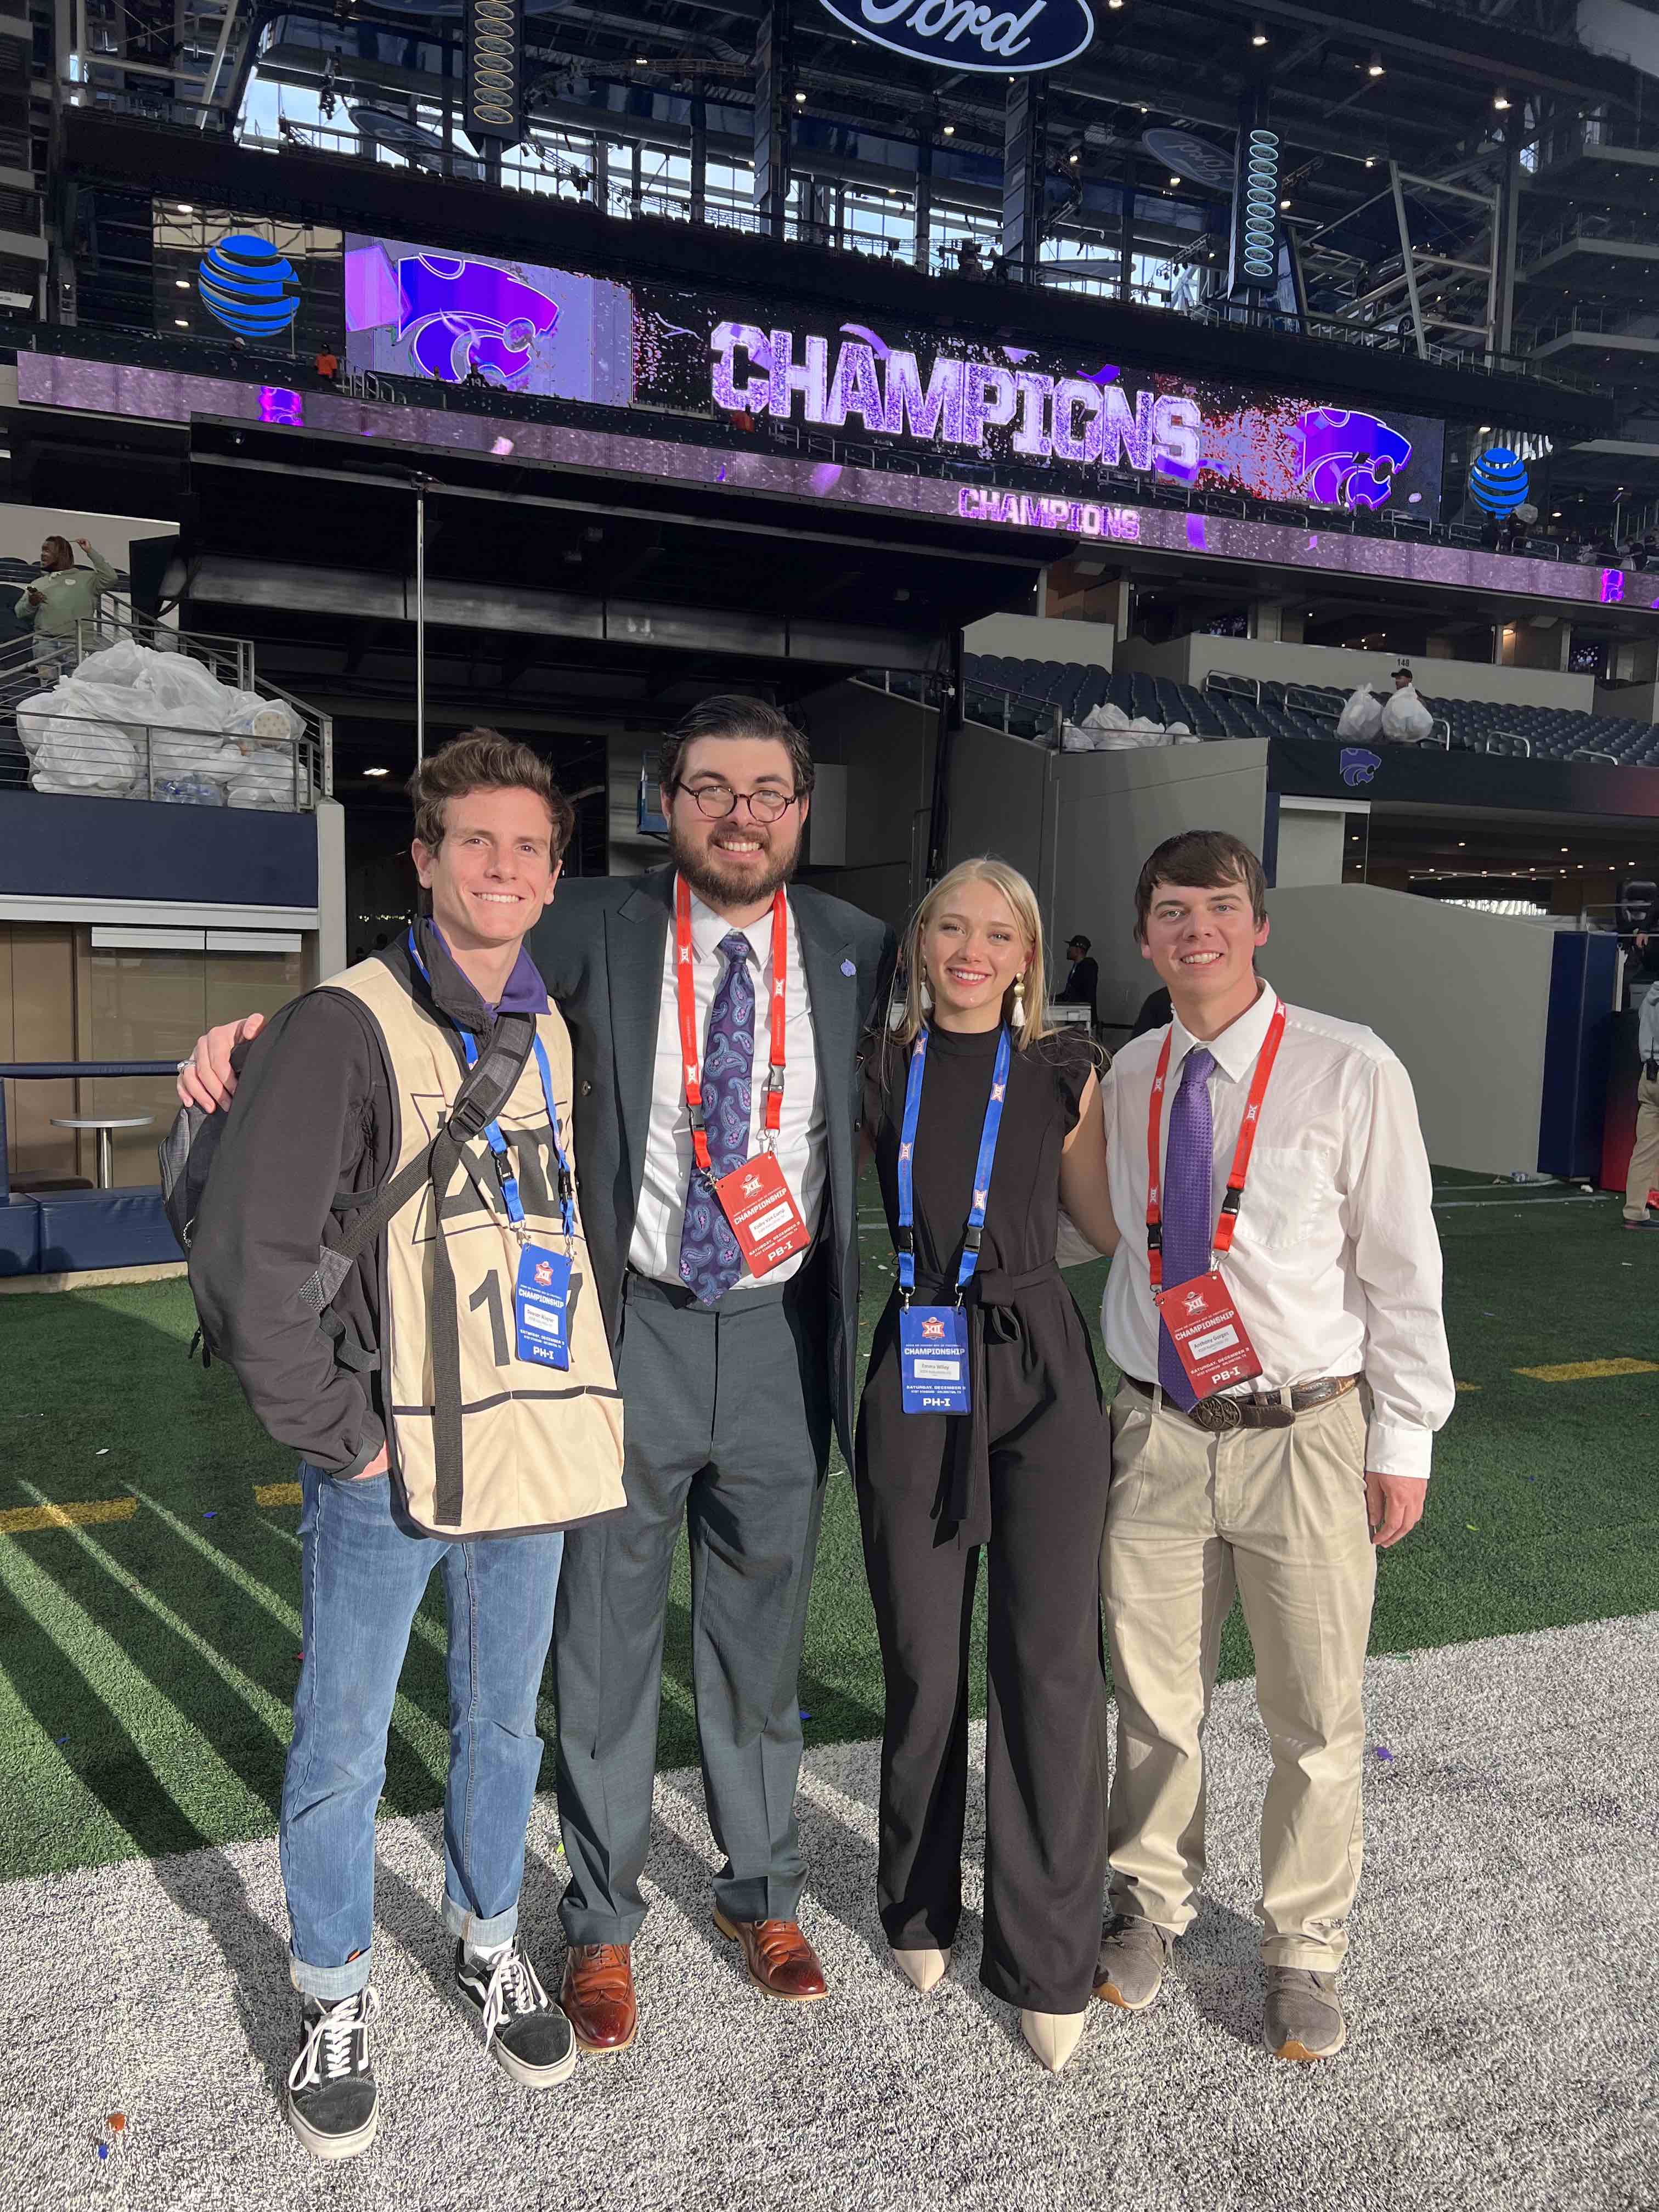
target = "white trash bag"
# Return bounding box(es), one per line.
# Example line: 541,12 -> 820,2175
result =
228,744 -> 309,809
1380,683 -> 1434,743
1336,687 -> 1384,742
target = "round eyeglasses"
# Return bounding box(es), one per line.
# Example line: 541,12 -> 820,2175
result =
674,782 -> 799,824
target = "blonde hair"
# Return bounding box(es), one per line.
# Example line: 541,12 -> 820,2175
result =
895,857 -> 1053,1052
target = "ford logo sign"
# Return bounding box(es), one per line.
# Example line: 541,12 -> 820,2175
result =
816,0 -> 1096,73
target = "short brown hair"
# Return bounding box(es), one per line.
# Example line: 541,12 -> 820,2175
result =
408,729 -> 574,859
1133,830 -> 1268,941
658,694 -> 815,799
41,534 -> 73,566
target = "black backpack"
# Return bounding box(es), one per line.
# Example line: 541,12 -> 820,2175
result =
158,1009 -> 538,1363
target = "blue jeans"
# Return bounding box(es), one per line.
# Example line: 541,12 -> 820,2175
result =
281,1465 -> 564,2000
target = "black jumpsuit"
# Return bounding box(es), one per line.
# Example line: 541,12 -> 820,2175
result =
854,1024 -> 1110,2016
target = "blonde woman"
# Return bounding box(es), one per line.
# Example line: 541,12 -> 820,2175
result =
855,858 -> 1119,2074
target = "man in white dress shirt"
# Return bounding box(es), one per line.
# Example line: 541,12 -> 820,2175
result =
1093,828 -> 1453,2062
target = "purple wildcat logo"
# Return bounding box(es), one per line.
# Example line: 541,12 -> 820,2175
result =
395,253 -> 560,386
1289,409 -> 1413,511
1340,748 -> 1381,787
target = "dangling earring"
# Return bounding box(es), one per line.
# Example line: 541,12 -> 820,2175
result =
1012,974 -> 1026,1030
919,969 -> 935,1014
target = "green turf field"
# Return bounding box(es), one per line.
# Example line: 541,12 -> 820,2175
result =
2,1171 -> 1656,1884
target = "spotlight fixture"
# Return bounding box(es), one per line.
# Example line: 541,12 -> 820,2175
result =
1069,146 -> 1081,162
466,0 -> 524,142
174,317 -> 188,327
1367,52 -> 1384,75
1251,20 -> 1267,42
175,278 -> 188,289
364,766 -> 391,778
1279,196 -> 1290,209
1364,155 -> 1376,167
941,121 -> 955,135
793,87 -> 806,103
1169,172 -> 1181,185
1107,0 -> 1123,10
634,52 -> 647,64
1493,89 -> 1510,110
177,202 -> 194,213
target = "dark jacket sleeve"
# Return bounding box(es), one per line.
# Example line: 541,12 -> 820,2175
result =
188,992 -> 387,1477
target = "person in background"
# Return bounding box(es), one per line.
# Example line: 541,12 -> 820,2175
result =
1390,667 -> 1414,692
1622,984 -> 1659,1229
1130,984 -> 1172,1041
1056,933 -> 1099,1024
1093,828 -> 1453,2064
16,534 -> 119,682
856,859 -> 1117,2075
315,347 -> 340,381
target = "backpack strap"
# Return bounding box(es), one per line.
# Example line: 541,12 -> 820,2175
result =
296,1011 -> 539,1316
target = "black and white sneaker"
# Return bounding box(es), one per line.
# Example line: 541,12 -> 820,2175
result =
455,1936 -> 578,2088
285,1987 -> 380,2160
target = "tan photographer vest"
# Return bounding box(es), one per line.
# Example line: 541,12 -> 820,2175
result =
330,956 -> 625,1537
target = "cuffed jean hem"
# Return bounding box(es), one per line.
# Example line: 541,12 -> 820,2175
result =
289,1947 -> 373,2002
442,1892 -> 520,1950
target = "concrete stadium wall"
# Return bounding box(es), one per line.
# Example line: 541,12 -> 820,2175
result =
1116,633 -> 1595,713
798,678 -> 937,933
1262,884 -> 1556,1176
963,612 -> 1114,668
945,726 -> 1268,1026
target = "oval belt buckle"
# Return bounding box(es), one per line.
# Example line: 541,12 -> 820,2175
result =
1189,1393 -> 1243,1434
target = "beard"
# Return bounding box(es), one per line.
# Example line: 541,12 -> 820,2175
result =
669,819 -> 802,907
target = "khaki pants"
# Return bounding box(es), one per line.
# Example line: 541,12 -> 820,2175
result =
1624,1074 -> 1659,1220
1101,1381 -> 1376,1971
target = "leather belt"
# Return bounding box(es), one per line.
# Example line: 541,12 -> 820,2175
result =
1122,1371 -> 1357,1434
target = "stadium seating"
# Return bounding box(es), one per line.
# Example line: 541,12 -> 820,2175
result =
954,654 -> 1659,766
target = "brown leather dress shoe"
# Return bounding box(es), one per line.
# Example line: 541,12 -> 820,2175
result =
712,1910 -> 829,2002
559,1943 -> 637,2054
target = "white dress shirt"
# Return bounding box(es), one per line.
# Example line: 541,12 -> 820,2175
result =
627,883 -> 826,1288
1099,980 -> 1454,1479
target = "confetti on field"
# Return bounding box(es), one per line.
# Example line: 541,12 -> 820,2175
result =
1373,1747 -> 1393,1762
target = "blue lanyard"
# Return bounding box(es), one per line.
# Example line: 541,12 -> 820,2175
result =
895,1024 -> 1012,1305
406,928 -> 575,1244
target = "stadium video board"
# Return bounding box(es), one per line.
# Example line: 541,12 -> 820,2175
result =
338,231 -> 1445,521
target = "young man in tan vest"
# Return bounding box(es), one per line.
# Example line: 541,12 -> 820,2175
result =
1092,829 -> 1453,2061
189,733 -> 625,2158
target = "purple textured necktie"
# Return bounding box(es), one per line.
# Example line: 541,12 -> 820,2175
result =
1157,1046 -> 1216,1409
678,930 -> 755,1304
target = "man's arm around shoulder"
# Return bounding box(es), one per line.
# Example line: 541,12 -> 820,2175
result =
189,992 -> 387,1477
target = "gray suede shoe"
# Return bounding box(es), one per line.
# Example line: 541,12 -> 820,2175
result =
1263,1966 -> 1347,2059
1093,1915 -> 1172,2011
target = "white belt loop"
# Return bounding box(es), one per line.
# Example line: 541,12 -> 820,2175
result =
1278,1384 -> 1293,1413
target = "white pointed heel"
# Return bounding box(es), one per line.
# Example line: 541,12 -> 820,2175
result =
891,1945 -> 950,1994
1021,2008 -> 1088,2074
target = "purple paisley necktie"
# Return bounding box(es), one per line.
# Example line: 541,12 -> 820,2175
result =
1157,1046 -> 1216,1409
678,929 -> 755,1304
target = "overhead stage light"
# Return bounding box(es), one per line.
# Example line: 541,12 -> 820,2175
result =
364,766 -> 390,777
1493,89 -> 1510,110
466,0 -> 524,142
1367,52 -> 1384,75
1251,21 -> 1267,43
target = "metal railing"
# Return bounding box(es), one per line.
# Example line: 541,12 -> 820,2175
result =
5,709 -> 320,810
0,1059 -> 179,1203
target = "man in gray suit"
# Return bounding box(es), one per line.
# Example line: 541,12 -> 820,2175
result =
537,697 -> 893,2050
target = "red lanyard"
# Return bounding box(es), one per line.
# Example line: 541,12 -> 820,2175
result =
1146,999 -> 1288,1292
675,873 -> 788,1176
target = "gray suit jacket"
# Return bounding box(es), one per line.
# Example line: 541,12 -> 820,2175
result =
530,867 -> 895,1463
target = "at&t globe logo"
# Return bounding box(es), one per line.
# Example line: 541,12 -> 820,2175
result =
1468,445 -> 1530,517
196,234 -> 301,340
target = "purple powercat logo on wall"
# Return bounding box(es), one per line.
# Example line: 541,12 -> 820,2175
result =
816,0 -> 1095,72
